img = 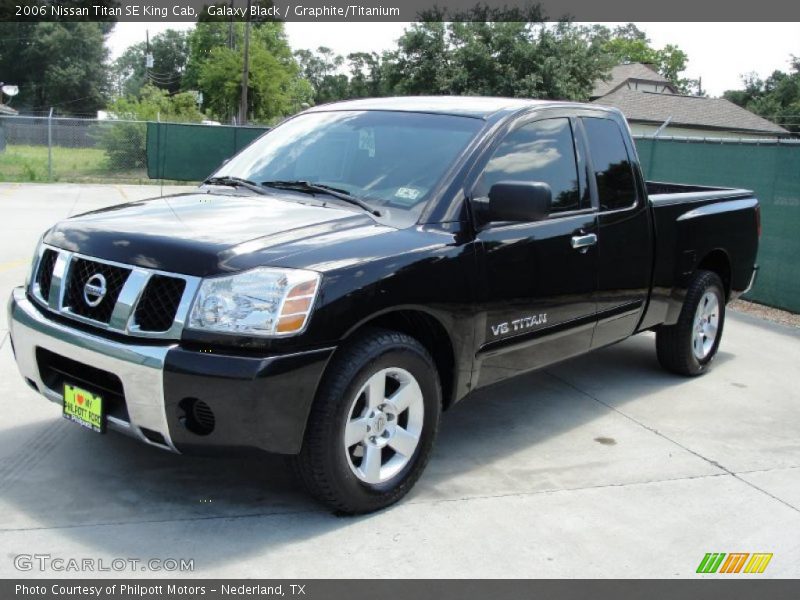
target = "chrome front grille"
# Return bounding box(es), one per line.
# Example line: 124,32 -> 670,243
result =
133,275 -> 187,332
34,248 -> 58,302
64,257 -> 131,324
30,244 -> 200,339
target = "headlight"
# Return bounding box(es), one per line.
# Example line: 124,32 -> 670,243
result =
188,267 -> 321,337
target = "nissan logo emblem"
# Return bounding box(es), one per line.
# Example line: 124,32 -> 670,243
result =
83,273 -> 107,307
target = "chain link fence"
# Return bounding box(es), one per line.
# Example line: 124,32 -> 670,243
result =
0,115 -> 150,183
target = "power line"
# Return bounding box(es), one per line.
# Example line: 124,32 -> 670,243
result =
147,73 -> 181,84
147,69 -> 184,78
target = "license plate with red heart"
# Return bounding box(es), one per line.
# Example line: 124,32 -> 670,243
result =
63,383 -> 105,433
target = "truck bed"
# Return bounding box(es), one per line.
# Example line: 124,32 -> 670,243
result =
639,180 -> 759,332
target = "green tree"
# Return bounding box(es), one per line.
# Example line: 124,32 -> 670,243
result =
382,20 -> 611,101
186,21 -> 311,122
0,22 -> 111,115
595,24 -> 697,94
722,72 -> 763,107
294,47 -> 350,104
112,29 -> 190,97
183,20 -> 232,92
724,59 -> 800,133
533,22 -> 615,100
106,84 -> 205,122
346,52 -> 387,98
384,21 -> 451,95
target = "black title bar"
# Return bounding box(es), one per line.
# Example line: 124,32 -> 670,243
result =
2,0 -> 800,22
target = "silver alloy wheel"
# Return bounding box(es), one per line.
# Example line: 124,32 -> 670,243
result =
692,290 -> 720,360
344,367 -> 424,484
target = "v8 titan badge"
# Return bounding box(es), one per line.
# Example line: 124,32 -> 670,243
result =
490,314 -> 548,337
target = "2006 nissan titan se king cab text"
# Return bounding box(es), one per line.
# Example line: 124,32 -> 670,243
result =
8,97 -> 760,514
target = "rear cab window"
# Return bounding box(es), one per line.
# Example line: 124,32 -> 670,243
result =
581,117 -> 638,211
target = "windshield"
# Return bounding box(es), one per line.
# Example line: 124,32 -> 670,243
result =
212,110 -> 483,224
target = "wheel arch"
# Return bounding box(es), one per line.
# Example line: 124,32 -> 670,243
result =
696,249 -> 732,300
340,307 -> 458,410
664,249 -> 732,325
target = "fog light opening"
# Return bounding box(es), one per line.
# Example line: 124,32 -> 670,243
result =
179,398 -> 215,436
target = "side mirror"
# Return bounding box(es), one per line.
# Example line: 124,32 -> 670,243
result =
486,181 -> 552,223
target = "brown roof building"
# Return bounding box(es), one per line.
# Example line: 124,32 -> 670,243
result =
591,63 -> 788,139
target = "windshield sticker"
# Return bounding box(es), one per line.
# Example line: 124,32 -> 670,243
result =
395,187 -> 421,201
358,128 -> 376,157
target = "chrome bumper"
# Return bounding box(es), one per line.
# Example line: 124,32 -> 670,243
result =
7,287 -> 179,452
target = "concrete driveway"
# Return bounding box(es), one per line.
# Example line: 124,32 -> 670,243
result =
0,183 -> 798,578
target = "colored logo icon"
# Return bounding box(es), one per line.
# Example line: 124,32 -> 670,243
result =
697,553 -> 773,574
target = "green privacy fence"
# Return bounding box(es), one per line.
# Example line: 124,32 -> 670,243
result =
142,123 -> 800,313
146,122 -> 269,181
635,137 -> 800,313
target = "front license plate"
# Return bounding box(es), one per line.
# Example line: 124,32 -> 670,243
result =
63,384 -> 105,433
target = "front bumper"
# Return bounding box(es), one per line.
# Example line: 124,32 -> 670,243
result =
8,287 -> 334,455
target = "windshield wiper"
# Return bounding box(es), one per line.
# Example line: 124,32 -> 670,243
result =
261,180 -> 381,216
203,176 -> 269,195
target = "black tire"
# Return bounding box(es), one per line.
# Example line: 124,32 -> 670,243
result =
294,328 -> 441,514
656,270 -> 726,376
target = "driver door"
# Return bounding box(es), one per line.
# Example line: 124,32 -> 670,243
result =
472,115 -> 599,388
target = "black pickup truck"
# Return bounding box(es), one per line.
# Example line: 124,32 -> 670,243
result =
8,97 -> 759,513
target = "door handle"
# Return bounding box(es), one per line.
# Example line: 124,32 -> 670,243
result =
571,233 -> 597,251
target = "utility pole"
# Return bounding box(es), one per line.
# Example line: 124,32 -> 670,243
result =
696,76 -> 705,97
145,29 -> 154,92
47,107 -> 53,182
238,0 -> 251,126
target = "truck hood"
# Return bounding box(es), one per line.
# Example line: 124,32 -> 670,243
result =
44,191 -> 390,276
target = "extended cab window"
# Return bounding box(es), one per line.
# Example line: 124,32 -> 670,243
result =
582,117 -> 638,211
477,118 -> 584,213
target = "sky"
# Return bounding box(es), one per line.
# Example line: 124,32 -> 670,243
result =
107,22 -> 800,97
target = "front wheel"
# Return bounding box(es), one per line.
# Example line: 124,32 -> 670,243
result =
294,329 -> 441,514
656,270 -> 726,376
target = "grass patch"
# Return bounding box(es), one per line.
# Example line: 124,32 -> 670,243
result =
0,144 -> 156,184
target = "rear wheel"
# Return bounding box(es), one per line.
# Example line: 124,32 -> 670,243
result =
295,329 -> 441,514
656,270 -> 726,376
